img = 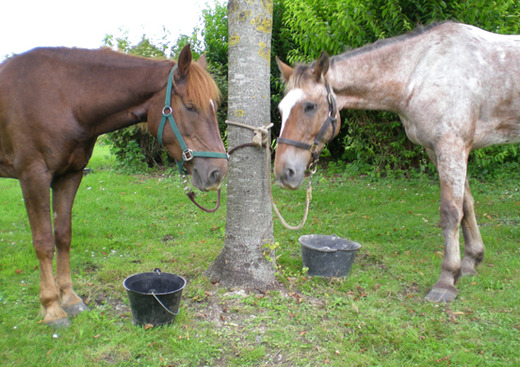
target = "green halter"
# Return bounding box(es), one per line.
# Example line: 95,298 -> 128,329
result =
157,65 -> 228,173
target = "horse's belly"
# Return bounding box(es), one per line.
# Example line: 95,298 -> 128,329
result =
0,158 -> 16,178
0,137 -> 16,178
399,115 -> 433,148
473,119 -> 520,149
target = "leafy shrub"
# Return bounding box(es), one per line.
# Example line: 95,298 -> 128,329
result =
105,125 -> 173,173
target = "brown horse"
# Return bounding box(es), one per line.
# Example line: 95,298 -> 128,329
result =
274,22 -> 520,302
0,44 -> 228,327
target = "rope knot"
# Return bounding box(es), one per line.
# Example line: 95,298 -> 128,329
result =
226,120 -> 273,148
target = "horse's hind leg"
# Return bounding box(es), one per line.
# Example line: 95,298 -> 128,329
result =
19,172 -> 70,327
460,178 -> 484,275
52,172 -> 89,317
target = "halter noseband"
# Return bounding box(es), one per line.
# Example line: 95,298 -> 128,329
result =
277,80 -> 338,164
157,65 -> 229,174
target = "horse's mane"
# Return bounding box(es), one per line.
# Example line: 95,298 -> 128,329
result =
183,61 -> 222,110
285,21 -> 449,90
332,21 -> 448,64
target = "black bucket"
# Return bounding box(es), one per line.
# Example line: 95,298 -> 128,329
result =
299,234 -> 361,277
123,268 -> 186,326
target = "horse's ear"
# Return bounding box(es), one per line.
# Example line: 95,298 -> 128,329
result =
177,44 -> 193,77
197,53 -> 208,70
314,51 -> 329,80
276,56 -> 294,82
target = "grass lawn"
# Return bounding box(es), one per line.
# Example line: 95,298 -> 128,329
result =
0,142 -> 518,366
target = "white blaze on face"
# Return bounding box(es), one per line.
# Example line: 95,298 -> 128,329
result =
278,88 -> 305,135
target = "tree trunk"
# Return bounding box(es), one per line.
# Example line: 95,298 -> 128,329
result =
206,0 -> 275,289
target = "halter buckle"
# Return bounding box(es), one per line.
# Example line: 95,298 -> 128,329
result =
182,149 -> 194,161
308,159 -> 319,174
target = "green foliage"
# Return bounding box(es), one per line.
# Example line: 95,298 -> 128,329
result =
281,0 -> 520,176
469,144 -> 520,180
103,32 -> 171,59
104,125 -> 173,173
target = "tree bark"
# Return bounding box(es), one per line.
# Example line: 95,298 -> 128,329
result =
206,0 -> 275,289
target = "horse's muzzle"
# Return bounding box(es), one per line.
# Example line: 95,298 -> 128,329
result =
191,158 -> 228,191
275,165 -> 305,190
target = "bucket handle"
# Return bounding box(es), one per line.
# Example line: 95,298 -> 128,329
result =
150,269 -> 180,316
151,291 -> 180,316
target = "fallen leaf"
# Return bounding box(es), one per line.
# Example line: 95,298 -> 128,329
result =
436,355 -> 451,364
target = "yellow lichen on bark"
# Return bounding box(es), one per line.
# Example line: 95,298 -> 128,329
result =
258,41 -> 270,61
229,33 -> 240,46
250,14 -> 272,33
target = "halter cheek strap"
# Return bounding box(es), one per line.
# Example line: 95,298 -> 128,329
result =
157,65 -> 229,174
277,80 -> 338,163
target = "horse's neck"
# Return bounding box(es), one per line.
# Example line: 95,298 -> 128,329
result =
328,39 -> 424,113
76,61 -> 173,134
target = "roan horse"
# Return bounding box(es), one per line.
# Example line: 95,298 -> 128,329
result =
0,44 -> 228,327
275,21 -> 520,302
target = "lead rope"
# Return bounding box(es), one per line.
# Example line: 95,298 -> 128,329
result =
180,174 -> 221,213
226,120 -> 312,230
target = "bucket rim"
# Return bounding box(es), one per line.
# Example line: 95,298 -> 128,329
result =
123,270 -> 187,296
298,234 -> 361,253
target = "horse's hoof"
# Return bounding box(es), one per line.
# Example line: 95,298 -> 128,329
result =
63,302 -> 89,318
47,317 -> 71,329
425,287 -> 458,303
461,262 -> 479,277
461,268 -> 478,277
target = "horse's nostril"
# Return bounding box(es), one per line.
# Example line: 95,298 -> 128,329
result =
209,169 -> 220,184
285,167 -> 296,179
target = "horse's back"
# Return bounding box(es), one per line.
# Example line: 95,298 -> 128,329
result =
417,23 -> 520,78
450,24 -> 520,148
405,23 -> 520,148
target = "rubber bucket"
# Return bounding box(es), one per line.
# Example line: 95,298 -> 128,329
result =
299,234 -> 361,277
123,268 -> 186,326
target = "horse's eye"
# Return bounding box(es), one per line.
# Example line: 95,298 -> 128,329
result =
185,104 -> 197,112
304,102 -> 317,113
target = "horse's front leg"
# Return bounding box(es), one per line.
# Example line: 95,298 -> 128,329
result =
52,171 -> 89,318
425,143 -> 469,302
19,172 -> 70,327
